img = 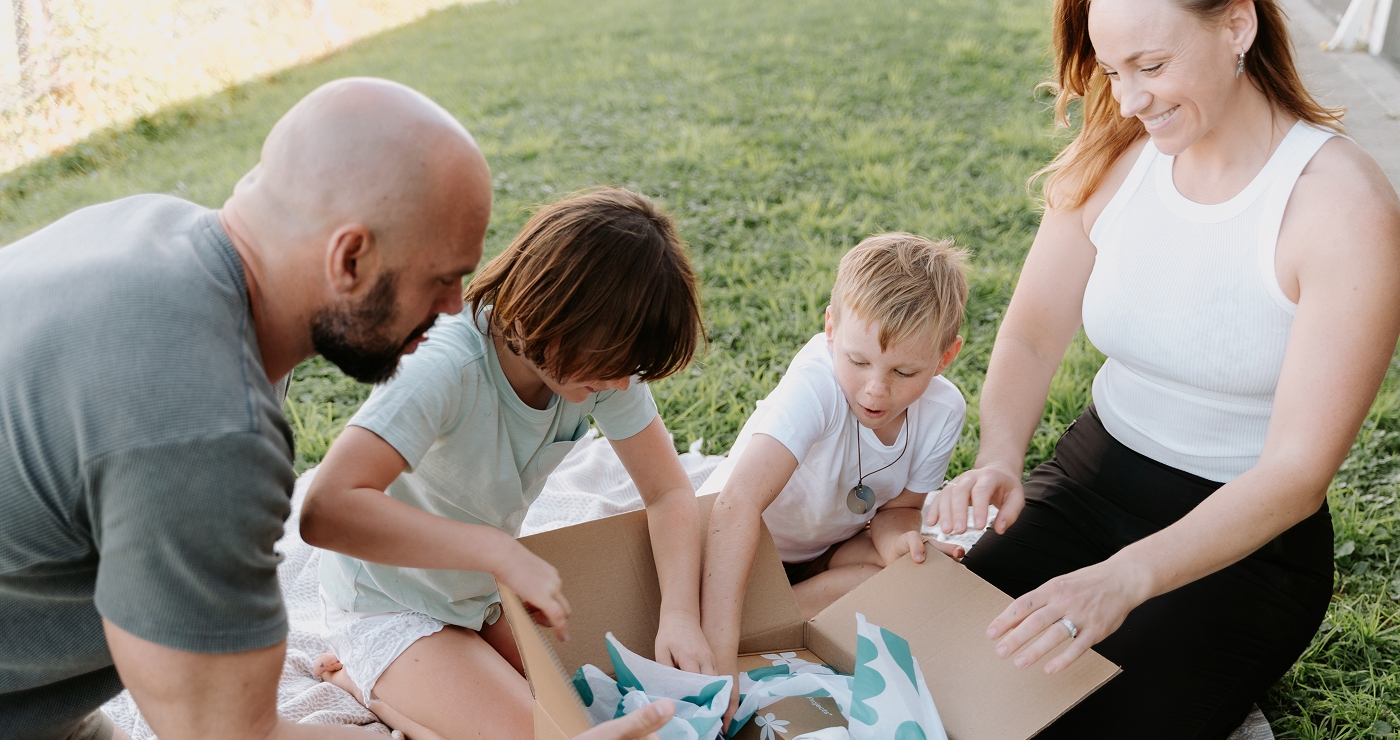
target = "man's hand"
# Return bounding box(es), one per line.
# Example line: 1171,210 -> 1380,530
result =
575,699 -> 675,740
492,542 -> 571,642
882,530 -> 964,567
654,610 -> 716,675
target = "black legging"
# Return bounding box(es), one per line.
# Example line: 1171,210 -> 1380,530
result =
962,405 -> 1332,739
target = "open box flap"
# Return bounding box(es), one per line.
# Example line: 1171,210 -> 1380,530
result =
808,555 -> 1121,740
500,584 -> 594,738
516,493 -> 803,675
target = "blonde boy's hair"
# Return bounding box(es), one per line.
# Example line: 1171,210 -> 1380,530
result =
829,232 -> 970,353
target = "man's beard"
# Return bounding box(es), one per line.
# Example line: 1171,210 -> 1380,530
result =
309,270 -> 438,384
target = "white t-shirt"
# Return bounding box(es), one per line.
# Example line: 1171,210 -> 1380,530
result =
319,306 -> 658,628
697,333 -> 965,562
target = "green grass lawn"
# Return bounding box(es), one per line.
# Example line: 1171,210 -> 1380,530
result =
3,0 -> 1398,734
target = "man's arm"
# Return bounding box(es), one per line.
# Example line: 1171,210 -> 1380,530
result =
104,620 -> 372,740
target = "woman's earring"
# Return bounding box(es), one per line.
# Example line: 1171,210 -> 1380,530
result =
1236,51 -> 1245,79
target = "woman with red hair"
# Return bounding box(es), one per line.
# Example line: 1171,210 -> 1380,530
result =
927,0 -> 1400,736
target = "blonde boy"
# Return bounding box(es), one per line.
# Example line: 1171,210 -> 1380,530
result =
699,233 -> 970,726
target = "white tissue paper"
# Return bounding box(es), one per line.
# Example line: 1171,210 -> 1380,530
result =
569,614 -> 946,740
572,633 -> 733,740
846,613 -> 947,740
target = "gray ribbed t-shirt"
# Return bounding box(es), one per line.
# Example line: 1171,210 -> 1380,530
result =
0,195 -> 294,728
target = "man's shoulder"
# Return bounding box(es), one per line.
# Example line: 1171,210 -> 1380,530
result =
0,193 -> 285,464
2,194 -> 213,255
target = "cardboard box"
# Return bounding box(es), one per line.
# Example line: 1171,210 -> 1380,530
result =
502,494 -> 1120,740
730,695 -> 844,740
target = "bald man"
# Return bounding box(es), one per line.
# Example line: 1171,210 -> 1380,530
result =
0,78 -> 657,740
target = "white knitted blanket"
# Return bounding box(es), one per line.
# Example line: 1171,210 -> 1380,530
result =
101,431 -> 722,738
101,430 -> 1271,739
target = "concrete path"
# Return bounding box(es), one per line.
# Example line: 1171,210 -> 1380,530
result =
1282,0 -> 1400,191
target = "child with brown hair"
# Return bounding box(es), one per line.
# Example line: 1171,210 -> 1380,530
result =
300,187 -> 713,739
698,232 -> 971,729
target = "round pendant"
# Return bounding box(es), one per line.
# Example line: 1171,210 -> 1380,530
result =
846,484 -> 875,515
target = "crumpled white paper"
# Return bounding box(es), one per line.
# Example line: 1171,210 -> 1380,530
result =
569,614 -> 946,740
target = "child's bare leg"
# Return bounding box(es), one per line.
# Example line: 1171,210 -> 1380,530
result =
365,625 -> 533,740
792,530 -> 886,620
479,616 -> 525,677
313,652 -> 450,740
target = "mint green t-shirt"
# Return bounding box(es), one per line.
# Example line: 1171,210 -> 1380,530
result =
319,306 -> 657,627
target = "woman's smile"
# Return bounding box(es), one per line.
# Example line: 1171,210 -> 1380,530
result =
1142,105 -> 1178,130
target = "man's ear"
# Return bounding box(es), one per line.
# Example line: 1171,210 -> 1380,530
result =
935,335 -> 964,375
325,224 -> 375,298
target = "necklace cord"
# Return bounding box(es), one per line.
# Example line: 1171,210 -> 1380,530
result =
854,409 -> 910,489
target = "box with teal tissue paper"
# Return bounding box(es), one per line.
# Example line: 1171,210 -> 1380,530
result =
563,612 -> 946,740
501,494 -> 1119,740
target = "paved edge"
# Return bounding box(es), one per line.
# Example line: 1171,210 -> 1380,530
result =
1284,0 -> 1400,190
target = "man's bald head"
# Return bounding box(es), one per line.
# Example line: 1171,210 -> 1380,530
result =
221,78 -> 492,384
236,77 -> 491,252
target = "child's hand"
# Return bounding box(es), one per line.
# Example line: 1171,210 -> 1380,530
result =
654,610 -> 716,675
494,543 -> 571,642
885,530 -> 964,567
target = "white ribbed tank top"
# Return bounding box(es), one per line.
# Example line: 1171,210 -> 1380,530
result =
1081,121 -> 1336,482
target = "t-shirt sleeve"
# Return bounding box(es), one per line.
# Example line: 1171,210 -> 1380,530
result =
905,394 -> 967,494
348,350 -> 466,472
90,433 -> 293,653
744,360 -> 842,466
589,377 -> 659,441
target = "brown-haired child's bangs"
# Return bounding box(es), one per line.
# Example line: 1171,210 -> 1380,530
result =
463,188 -> 703,384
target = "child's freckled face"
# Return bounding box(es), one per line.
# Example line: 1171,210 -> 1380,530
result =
825,308 -> 941,434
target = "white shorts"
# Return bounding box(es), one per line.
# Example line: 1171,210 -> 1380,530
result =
318,587 -> 449,706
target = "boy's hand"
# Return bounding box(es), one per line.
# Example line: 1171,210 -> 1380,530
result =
655,610 -> 717,675
885,530 -> 964,567
493,542 -> 571,642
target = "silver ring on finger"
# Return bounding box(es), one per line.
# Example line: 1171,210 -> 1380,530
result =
1058,618 -> 1078,640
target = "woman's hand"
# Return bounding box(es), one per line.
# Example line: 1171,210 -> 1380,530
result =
925,464 -> 1026,536
654,609 -> 716,675
987,557 -> 1150,674
492,541 -> 571,642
